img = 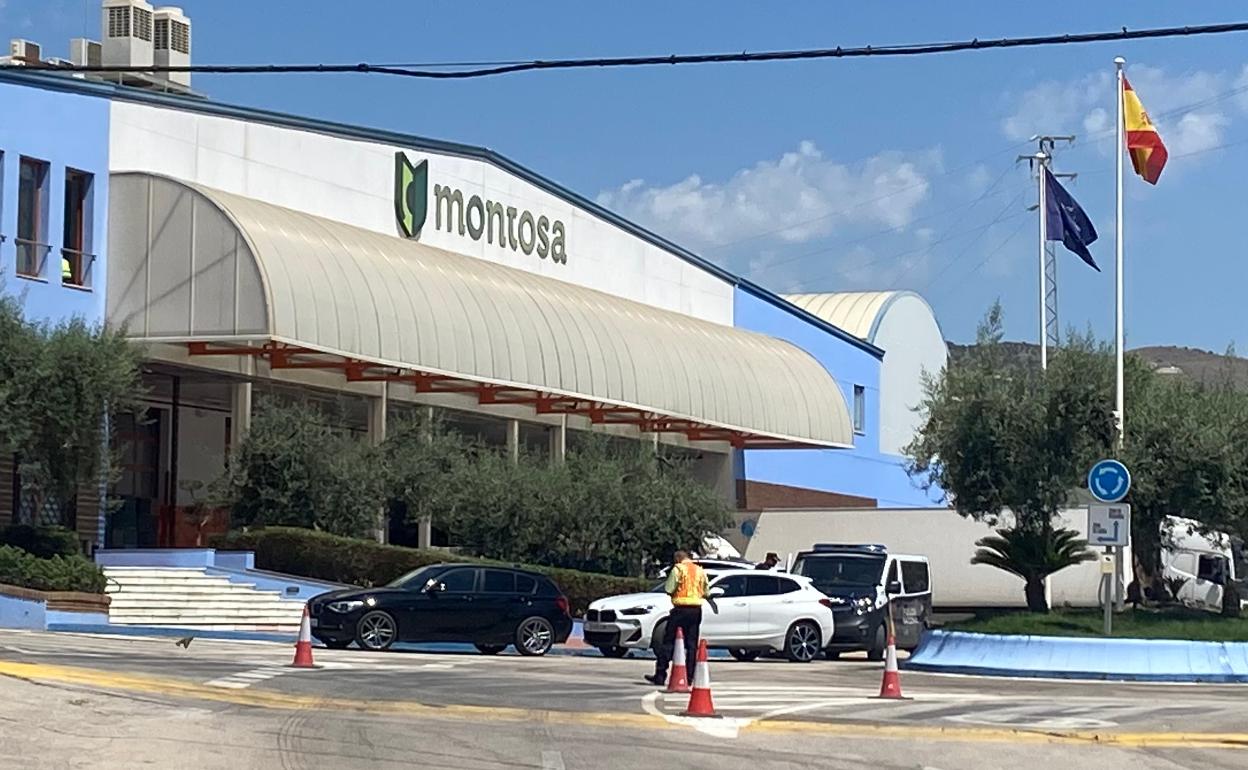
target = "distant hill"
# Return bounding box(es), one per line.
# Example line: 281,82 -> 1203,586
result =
948,342 -> 1248,389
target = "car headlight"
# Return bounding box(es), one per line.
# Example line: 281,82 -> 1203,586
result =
327,600 -> 366,614
853,597 -> 874,615
619,607 -> 652,616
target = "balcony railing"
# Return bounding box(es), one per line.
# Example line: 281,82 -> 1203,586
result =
15,237 -> 51,279
61,247 -> 96,289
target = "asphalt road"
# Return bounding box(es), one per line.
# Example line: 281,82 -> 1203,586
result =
1,629 -> 1246,769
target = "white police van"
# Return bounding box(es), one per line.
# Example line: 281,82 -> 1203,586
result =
789,543 -> 931,660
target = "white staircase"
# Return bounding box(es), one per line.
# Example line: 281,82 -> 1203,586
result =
104,567 -> 306,632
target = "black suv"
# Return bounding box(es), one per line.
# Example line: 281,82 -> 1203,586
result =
308,563 -> 573,656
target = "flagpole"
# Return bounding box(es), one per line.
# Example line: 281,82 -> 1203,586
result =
1114,57 -> 1125,451
1037,152 -> 1048,370
1113,56 -> 1126,613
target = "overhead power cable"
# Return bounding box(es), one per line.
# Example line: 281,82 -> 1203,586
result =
19,22 -> 1248,81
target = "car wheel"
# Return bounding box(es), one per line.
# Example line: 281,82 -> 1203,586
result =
649,621 -> 668,655
322,638 -> 353,650
785,621 -> 823,663
598,645 -> 630,659
475,643 -> 507,655
728,648 -> 762,662
355,610 -> 398,651
866,624 -> 886,662
516,616 -> 555,656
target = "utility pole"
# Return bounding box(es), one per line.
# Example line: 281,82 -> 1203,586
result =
1019,135 -> 1075,370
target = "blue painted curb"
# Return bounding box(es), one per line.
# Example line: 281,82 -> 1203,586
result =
903,630 -> 1248,683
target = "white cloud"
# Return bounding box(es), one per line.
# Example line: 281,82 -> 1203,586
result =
1002,64 -> 1242,158
595,141 -> 937,251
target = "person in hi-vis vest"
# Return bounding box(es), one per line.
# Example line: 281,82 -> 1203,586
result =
646,550 -> 709,686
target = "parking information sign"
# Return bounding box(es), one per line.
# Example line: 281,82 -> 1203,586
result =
1087,459 -> 1131,503
1088,504 -> 1131,547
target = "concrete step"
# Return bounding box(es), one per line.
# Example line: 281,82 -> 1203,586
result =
107,620 -> 303,631
109,609 -> 304,621
105,575 -> 238,585
106,581 -> 261,592
108,598 -> 303,611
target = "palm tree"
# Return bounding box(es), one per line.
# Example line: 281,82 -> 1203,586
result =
971,525 -> 1095,613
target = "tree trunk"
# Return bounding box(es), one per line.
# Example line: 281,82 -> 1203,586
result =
1024,577 -> 1049,613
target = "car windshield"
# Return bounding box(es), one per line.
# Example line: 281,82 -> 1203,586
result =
793,554 -> 885,589
386,566 -> 440,589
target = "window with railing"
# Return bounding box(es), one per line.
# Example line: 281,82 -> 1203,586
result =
62,169 -> 95,288
16,157 -> 50,279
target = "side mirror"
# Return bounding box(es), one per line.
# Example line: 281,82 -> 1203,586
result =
886,580 -> 902,596
424,579 -> 445,594
708,587 -> 725,598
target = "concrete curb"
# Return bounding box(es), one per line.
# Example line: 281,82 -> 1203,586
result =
903,630 -> 1248,683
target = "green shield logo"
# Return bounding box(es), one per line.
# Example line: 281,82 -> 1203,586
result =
394,152 -> 428,239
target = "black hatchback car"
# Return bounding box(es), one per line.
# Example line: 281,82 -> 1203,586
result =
308,563 -> 573,656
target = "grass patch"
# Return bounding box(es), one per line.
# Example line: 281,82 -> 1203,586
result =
947,607 -> 1248,642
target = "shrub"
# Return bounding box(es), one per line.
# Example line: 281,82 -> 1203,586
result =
213,527 -> 650,616
0,545 -> 107,594
0,525 -> 81,559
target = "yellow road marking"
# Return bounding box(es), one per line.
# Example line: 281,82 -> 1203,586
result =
1,660 -> 1246,750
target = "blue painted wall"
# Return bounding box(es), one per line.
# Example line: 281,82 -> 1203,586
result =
733,288 -> 933,507
0,80 -> 109,324
0,593 -> 47,630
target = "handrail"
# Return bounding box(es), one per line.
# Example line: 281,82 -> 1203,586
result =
14,237 -> 52,277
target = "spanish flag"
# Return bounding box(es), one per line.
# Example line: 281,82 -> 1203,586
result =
1122,76 -> 1168,184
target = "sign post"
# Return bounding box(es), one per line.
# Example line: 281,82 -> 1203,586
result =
1087,459 -> 1132,625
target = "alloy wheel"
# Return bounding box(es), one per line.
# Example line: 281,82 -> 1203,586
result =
358,611 -> 396,650
518,618 -> 554,656
788,622 -> 821,662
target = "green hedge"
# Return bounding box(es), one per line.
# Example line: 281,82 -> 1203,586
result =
0,545 -> 107,594
212,528 -> 650,616
0,525 -> 81,559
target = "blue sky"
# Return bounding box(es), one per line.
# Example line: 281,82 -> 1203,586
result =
10,1 -> 1248,350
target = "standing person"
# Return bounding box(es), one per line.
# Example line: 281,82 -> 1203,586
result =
755,552 -> 780,570
645,550 -> 708,686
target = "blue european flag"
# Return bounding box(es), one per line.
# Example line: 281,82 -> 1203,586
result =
1044,169 -> 1099,272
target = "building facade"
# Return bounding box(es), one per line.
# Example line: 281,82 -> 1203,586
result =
0,69 -> 946,552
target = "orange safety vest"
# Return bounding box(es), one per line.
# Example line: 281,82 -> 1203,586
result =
671,561 -> 706,606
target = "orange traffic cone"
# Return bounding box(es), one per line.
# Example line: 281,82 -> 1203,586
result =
290,605 -> 317,668
876,632 -> 906,699
667,628 -> 691,693
682,639 -> 720,718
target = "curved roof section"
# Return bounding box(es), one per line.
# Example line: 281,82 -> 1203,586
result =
0,69 -> 880,358
109,173 -> 855,448
783,291 -> 935,344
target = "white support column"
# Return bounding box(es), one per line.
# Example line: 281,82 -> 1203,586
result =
228,381 -> 252,451
507,418 -> 520,464
367,383 -> 388,544
549,414 -> 567,466
418,406 -> 434,549
418,516 -> 433,550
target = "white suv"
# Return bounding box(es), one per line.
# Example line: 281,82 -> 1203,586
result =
583,569 -> 834,663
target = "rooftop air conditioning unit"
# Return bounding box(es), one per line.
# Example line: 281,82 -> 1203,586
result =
9,39 -> 42,65
71,38 -> 103,68
153,6 -> 190,87
101,0 -> 154,70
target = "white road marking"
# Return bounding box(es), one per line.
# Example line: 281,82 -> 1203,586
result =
205,666 -> 292,690
541,751 -> 566,770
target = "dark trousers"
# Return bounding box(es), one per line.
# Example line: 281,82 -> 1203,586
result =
654,605 -> 702,682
